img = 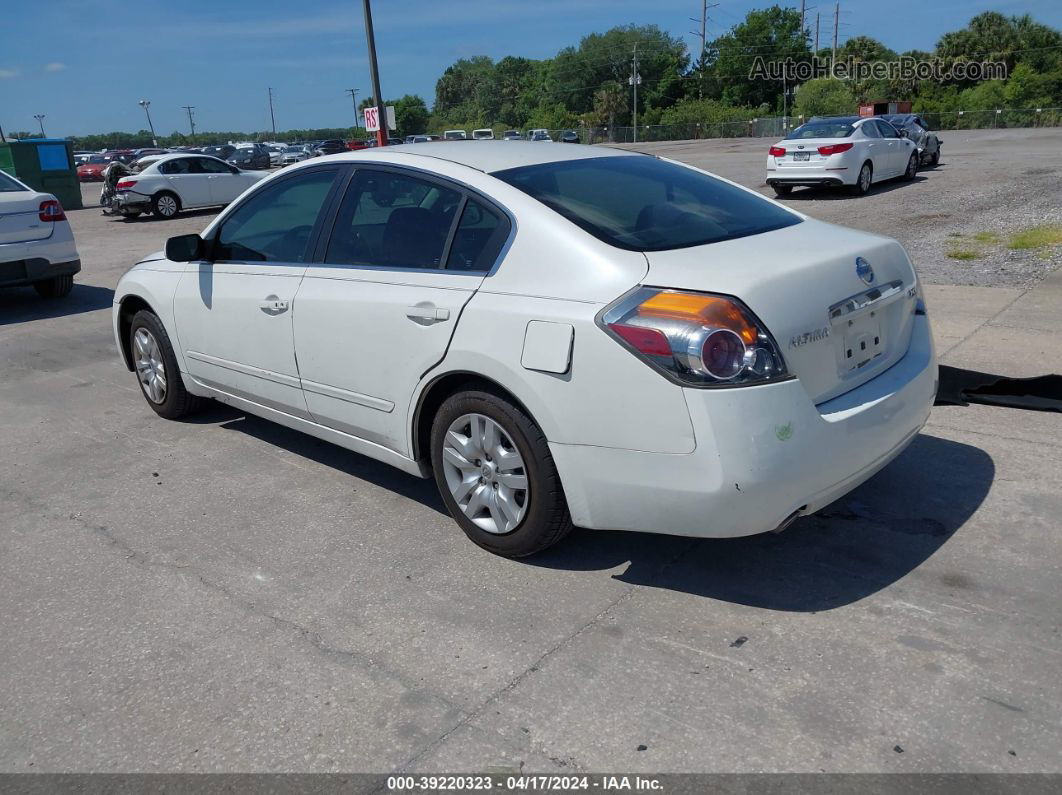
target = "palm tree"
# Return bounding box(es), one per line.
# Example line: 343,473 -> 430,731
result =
594,81 -> 627,142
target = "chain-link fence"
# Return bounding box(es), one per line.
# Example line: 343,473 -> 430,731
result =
551,107 -> 1062,145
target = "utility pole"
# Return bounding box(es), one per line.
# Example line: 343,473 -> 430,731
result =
268,88 -> 277,137
832,2 -> 839,78
629,43 -> 642,144
361,0 -> 388,147
345,88 -> 361,136
815,12 -> 820,51
800,0 -> 806,36
689,1 -> 719,101
138,100 -> 157,146
182,106 -> 196,143
34,114 -> 46,137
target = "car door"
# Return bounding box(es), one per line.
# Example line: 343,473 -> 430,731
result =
171,165 -> 344,419
194,156 -> 251,206
293,167 -> 511,453
158,157 -> 211,208
875,120 -> 904,175
856,120 -> 888,180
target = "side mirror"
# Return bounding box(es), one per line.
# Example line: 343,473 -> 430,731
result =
166,233 -> 205,262
897,128 -> 908,137
229,166 -> 239,174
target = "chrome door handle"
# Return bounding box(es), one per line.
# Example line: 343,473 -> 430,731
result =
260,296 -> 289,314
406,304 -> 450,324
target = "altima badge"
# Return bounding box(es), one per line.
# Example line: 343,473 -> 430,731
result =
790,327 -> 830,348
856,257 -> 875,285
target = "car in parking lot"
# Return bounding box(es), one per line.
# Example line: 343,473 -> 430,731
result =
280,145 -> 311,165
112,153 -> 267,219
113,141 -> 936,558
766,116 -> 919,196
201,145 -> 236,162
880,114 -> 942,166
227,145 -> 271,170
559,130 -> 580,144
502,130 -> 523,141
77,155 -> 112,181
472,129 -> 495,140
412,135 -> 441,143
443,130 -> 467,140
530,132 -> 553,142
314,140 -> 347,156
0,170 -> 80,298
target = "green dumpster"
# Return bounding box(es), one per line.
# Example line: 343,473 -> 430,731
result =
0,139 -> 83,210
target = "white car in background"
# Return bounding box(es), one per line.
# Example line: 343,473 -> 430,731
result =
113,142 -> 936,558
267,145 -> 286,167
0,170 -> 80,298
766,115 -> 919,197
472,129 -> 495,140
112,153 -> 268,219
280,145 -> 311,166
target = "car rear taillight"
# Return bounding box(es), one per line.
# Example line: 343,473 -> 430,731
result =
817,143 -> 854,156
598,287 -> 789,387
116,179 -> 138,191
38,200 -> 66,222
768,146 -> 786,157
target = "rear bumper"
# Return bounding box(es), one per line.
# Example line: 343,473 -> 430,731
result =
551,314 -> 937,538
114,192 -> 152,214
766,174 -> 847,188
0,257 -> 81,288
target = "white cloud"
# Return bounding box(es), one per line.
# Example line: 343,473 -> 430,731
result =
45,62 -> 65,73
0,68 -> 19,79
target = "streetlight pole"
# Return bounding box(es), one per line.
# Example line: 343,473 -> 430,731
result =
268,88 -> 277,138
346,88 -> 361,137
34,114 -> 46,137
629,44 -> 642,144
361,0 -> 388,147
182,105 -> 196,144
138,100 -> 157,146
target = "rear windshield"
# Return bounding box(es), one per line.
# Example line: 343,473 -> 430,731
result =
0,172 -> 27,192
493,156 -> 800,251
786,120 -> 856,139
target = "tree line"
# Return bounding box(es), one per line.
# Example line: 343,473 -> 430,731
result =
14,7 -> 1059,148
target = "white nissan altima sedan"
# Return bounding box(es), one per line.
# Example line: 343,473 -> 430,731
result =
766,115 -> 919,197
113,142 -> 937,557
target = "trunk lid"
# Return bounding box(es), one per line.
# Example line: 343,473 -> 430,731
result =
0,190 -> 53,244
771,138 -> 847,169
643,218 -> 918,404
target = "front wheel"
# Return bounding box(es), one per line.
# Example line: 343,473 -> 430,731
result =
33,274 -> 73,298
930,149 -> 940,166
431,390 -> 572,557
128,310 -> 202,419
904,153 -> 918,180
772,184 -> 793,197
152,191 -> 181,219
850,162 -> 872,196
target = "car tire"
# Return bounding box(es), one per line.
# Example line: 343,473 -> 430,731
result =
430,390 -> 573,558
129,310 -> 203,419
851,162 -> 872,196
152,191 -> 181,219
33,274 -> 73,298
772,184 -> 793,197
904,152 -> 918,180
930,149 -> 940,166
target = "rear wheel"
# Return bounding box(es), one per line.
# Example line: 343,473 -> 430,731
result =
152,191 -> 181,219
772,184 -> 793,197
431,390 -> 572,557
129,310 -> 202,419
851,162 -> 872,196
33,274 -> 73,298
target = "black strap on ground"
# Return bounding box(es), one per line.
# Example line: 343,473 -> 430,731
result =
936,365 -> 1062,412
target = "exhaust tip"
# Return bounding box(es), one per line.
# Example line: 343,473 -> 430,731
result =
771,507 -> 806,534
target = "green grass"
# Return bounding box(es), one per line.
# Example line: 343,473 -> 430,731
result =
973,231 -> 1001,244
946,248 -> 982,261
1009,224 -> 1062,250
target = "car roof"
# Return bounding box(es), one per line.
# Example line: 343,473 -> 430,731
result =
329,140 -> 637,173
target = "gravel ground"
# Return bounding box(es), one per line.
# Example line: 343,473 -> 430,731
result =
618,127 -> 1062,289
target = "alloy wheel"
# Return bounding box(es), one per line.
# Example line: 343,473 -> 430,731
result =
441,413 -> 529,535
860,165 -> 871,192
133,328 -> 167,404
156,195 -> 178,217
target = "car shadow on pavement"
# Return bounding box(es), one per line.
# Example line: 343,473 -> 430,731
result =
527,433 -> 994,611
0,283 -> 114,326
112,208 -> 220,224
188,403 -> 449,515
778,174 -> 929,201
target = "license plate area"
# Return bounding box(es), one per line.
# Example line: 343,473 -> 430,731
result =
793,152 -> 811,161
837,312 -> 885,373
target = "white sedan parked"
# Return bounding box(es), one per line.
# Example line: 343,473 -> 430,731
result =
766,115 -> 919,197
0,170 -> 80,297
113,142 -> 936,557
113,153 -> 267,219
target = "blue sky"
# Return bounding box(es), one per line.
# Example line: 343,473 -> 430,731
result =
2,0 -> 1059,136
